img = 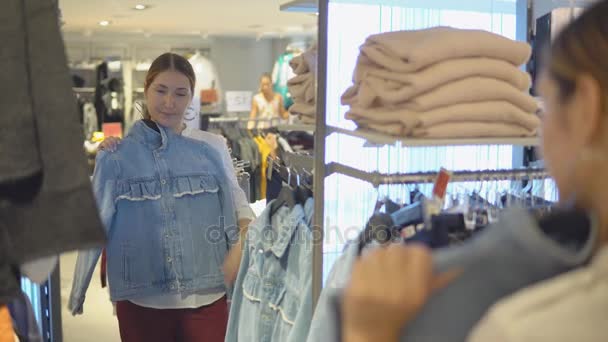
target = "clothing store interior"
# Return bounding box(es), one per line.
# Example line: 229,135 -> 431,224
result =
2,0 -> 608,341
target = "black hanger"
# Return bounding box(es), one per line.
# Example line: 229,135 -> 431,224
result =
269,166 -> 297,217
143,119 -> 160,133
357,213 -> 396,255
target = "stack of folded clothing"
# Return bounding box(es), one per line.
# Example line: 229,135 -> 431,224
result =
341,27 -> 541,138
288,45 -> 317,124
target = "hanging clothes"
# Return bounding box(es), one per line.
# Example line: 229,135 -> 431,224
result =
82,102 -> 99,140
101,77 -> 125,125
226,198 -> 314,342
185,52 -> 223,131
272,52 -> 299,110
253,135 -> 271,199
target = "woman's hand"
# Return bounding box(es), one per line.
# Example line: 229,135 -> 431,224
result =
222,241 -> 242,285
342,244 -> 459,342
99,136 -> 122,152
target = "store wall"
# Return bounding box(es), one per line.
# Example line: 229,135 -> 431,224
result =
63,32 -> 310,95
209,37 -> 274,93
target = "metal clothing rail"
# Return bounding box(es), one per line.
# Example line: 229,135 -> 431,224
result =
326,162 -> 549,188
283,151 -> 315,172
208,117 -> 281,124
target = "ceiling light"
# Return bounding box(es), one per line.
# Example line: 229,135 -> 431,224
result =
134,4 -> 147,10
98,20 -> 110,26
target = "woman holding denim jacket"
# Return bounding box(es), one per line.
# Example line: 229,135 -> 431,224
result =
69,53 -> 251,342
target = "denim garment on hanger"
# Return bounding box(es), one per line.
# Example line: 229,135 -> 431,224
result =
226,199 -> 314,342
69,121 -> 237,315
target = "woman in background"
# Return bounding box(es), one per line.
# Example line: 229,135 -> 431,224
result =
249,72 -> 289,129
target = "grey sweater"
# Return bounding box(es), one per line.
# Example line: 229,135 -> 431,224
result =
0,0 -> 105,303
316,208 -> 597,342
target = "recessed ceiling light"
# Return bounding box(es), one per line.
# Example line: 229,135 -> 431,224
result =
99,20 -> 110,26
134,4 -> 147,10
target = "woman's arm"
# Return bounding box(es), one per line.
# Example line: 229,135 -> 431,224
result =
342,244 -> 459,342
278,95 -> 289,119
248,98 -> 258,129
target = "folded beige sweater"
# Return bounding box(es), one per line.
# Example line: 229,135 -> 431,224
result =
356,122 -> 406,136
360,27 -> 531,73
289,45 -> 318,76
289,102 -> 316,116
346,57 -> 531,106
287,73 -> 310,85
411,122 -> 536,138
288,74 -> 315,104
344,77 -> 538,113
356,121 -> 535,138
345,101 -> 540,133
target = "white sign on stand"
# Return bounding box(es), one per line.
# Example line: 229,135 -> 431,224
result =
225,91 -> 253,113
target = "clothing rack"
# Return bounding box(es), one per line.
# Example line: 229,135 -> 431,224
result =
283,151 -> 314,172
309,0 -> 548,309
325,163 -> 549,188
208,117 -> 281,124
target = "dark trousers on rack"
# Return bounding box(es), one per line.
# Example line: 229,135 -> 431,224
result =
116,296 -> 229,342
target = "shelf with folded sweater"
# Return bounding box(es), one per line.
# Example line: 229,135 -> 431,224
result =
287,44 -> 318,131
326,124 -> 540,147
336,27 -> 541,148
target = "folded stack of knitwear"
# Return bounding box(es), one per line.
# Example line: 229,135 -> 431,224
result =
341,26 -> 541,138
288,45 -> 317,124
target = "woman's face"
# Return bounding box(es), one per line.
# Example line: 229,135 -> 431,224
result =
260,76 -> 272,94
145,70 -> 193,130
538,72 -> 581,201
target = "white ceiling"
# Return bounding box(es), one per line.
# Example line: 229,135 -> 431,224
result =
58,0 -> 317,38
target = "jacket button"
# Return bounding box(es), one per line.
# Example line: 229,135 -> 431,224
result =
167,257 -> 172,263
161,179 -> 167,185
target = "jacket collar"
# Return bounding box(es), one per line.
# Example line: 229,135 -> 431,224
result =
129,120 -> 173,151
251,202 -> 306,258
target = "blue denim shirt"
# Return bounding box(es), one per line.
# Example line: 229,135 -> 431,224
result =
68,121 -> 237,315
226,199 -> 314,342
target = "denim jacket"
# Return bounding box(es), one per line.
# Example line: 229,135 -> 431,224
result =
68,121 -> 237,314
226,199 -> 314,342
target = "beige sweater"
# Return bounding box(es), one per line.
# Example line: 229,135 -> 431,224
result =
345,101 -> 540,133
346,57 -> 532,106
360,26 -> 531,73
355,121 -> 535,138
343,77 -> 538,113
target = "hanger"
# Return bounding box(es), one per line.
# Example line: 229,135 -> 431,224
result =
357,212 -> 396,255
269,164 -> 297,217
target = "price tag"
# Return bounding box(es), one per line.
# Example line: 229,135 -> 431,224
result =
225,91 -> 253,112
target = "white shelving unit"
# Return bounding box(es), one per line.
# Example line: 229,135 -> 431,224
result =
326,125 -> 541,147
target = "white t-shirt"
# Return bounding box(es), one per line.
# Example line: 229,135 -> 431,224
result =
468,246 -> 608,342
